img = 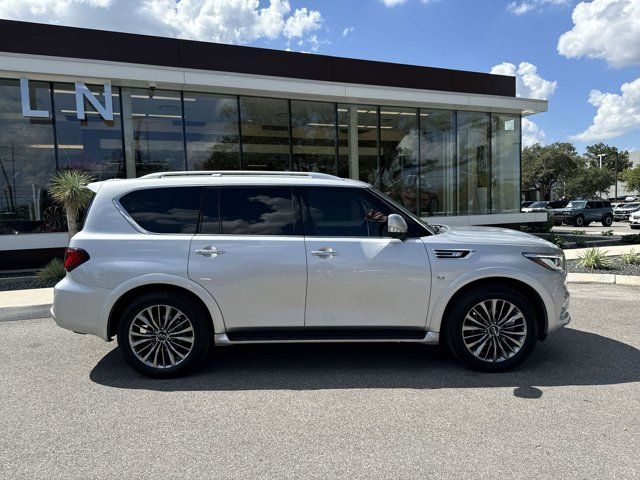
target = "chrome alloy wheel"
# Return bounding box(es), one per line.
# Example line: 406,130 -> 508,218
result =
128,305 -> 195,369
461,299 -> 527,363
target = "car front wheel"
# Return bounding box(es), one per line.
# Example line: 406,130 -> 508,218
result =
445,286 -> 538,372
117,291 -> 212,378
573,215 -> 585,227
602,215 -> 613,227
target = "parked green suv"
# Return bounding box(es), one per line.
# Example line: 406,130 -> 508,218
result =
553,200 -> 613,227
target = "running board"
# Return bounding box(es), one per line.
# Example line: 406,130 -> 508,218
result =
215,329 -> 439,345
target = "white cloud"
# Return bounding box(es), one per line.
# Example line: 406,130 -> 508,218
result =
380,0 -> 408,6
522,118 -> 547,146
342,27 -> 354,37
0,0 -> 323,45
507,0 -> 570,15
558,0 -> 640,68
570,77 -> 640,141
490,61 -> 557,100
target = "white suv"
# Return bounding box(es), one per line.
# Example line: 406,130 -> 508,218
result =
52,171 -> 571,378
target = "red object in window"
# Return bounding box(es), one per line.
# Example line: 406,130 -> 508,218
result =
64,248 -> 90,272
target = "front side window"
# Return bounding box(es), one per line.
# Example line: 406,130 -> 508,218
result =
119,187 -> 203,233
219,187 -> 294,235
304,187 -> 397,237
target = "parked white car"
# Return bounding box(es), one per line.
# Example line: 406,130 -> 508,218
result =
630,210 -> 640,229
52,171 -> 571,378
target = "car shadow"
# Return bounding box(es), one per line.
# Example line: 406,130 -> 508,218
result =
89,327 -> 640,392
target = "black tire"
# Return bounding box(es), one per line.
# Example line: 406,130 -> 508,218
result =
601,215 -> 613,227
117,291 -> 212,378
444,286 -> 538,372
583,221 -> 591,227
573,215 -> 585,227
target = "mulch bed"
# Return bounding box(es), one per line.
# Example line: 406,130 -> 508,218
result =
567,256 -> 640,276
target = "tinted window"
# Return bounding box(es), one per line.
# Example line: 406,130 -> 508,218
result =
200,188 -> 220,234
119,187 -> 202,233
305,187 -> 394,237
220,187 -> 294,235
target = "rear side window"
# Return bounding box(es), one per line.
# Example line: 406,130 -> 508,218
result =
119,187 -> 203,234
218,187 -> 294,235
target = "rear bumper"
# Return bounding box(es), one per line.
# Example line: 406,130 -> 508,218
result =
52,276 -> 111,339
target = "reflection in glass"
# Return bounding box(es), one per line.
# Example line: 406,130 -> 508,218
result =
419,109 -> 456,216
337,105 -> 378,185
0,79 -> 57,234
491,114 -> 521,213
291,100 -> 336,174
53,83 -> 125,180
239,97 -> 290,171
184,93 -> 240,170
379,107 -> 418,213
121,88 -> 185,177
220,187 -> 294,235
457,111 -> 490,215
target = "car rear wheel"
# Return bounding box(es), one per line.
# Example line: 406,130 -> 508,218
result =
573,215 -> 585,227
602,215 -> 613,227
445,286 -> 538,372
117,291 -> 212,378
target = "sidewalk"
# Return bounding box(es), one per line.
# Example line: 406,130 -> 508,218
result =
0,287 -> 53,308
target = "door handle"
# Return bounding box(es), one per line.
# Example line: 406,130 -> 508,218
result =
311,247 -> 339,258
195,246 -> 225,258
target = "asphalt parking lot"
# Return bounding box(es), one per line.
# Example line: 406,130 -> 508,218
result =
1,284 -> 638,479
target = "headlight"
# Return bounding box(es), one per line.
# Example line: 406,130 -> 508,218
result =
523,252 -> 566,272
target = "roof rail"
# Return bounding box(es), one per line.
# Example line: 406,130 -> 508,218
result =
140,170 -> 343,180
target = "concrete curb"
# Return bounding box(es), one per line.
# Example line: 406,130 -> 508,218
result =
567,273 -> 640,286
0,288 -> 53,308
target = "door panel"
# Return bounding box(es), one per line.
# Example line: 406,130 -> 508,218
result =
305,237 -> 431,328
188,236 -> 307,330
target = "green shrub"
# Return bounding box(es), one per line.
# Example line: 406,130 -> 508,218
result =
578,248 -> 614,270
36,258 -> 66,284
621,249 -> 640,265
621,234 -> 640,244
575,240 -> 589,248
570,230 -> 586,236
601,229 -> 614,237
547,233 -> 567,248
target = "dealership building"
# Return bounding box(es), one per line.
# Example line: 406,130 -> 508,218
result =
0,20 -> 547,267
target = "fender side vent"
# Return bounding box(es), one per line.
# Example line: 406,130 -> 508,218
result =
433,249 -> 473,259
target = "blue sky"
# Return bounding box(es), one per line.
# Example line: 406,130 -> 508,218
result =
2,0 -> 639,153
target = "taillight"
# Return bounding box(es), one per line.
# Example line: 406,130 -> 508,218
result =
64,248 -> 90,272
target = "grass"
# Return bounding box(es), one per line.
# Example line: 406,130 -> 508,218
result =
547,233 -> 567,248
621,234 -> 640,244
36,258 -> 66,284
577,247 -> 614,270
621,248 -> 640,265
601,229 -> 614,237
570,230 -> 586,236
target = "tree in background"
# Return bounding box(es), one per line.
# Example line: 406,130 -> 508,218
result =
584,143 -> 631,173
49,170 -> 95,239
621,165 -> 640,195
565,158 -> 615,199
522,142 -> 579,200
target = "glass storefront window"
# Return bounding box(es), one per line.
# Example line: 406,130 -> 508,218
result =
184,93 -> 240,171
239,97 -> 290,171
419,109 -> 456,216
337,104 -> 378,185
457,111 -> 491,215
290,100 -> 336,174
379,107 -> 419,213
53,83 -> 125,180
121,88 -> 185,177
491,114 -> 521,213
0,79 -> 57,234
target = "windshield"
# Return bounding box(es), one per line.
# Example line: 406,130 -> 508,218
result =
567,201 -> 586,208
625,203 -> 640,209
369,187 -> 436,235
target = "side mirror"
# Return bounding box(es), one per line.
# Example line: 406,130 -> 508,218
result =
387,213 -> 408,238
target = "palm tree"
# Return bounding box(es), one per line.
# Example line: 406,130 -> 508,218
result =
49,170 -> 95,239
